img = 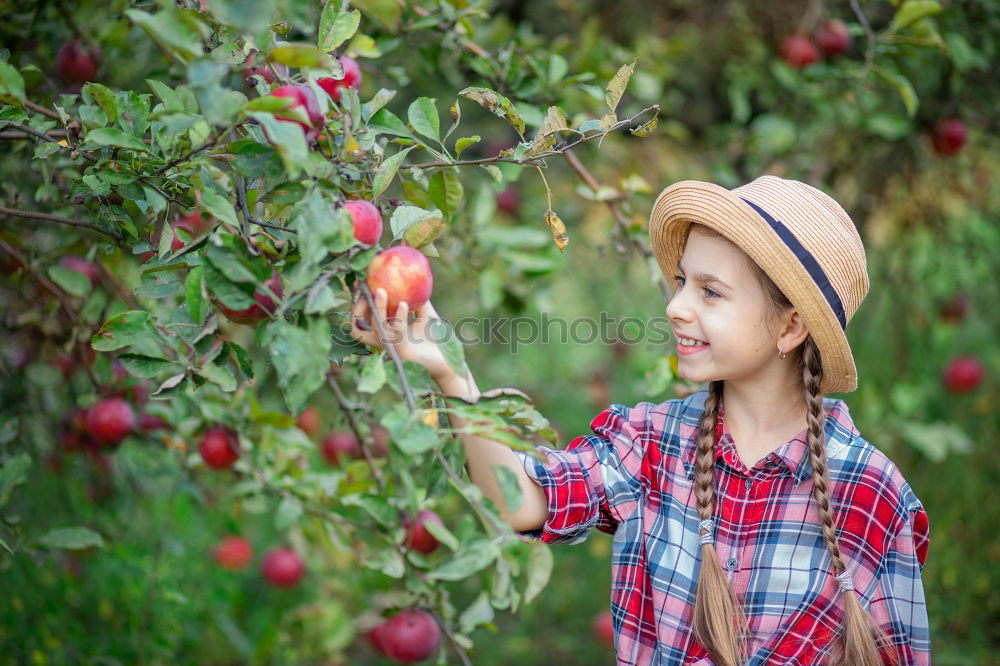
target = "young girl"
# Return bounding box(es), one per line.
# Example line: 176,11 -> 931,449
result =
350,175 -> 930,665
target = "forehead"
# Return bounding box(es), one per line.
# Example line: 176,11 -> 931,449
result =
679,226 -> 753,283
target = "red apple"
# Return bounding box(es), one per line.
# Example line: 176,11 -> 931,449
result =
140,212 -> 215,262
496,184 -> 521,216
403,510 -> 443,555
218,272 -> 284,325
815,19 -> 851,57
780,35 -> 820,69
373,609 -> 441,663
318,56 -> 362,103
55,39 -> 100,84
366,246 -> 434,318
939,293 -> 970,324
59,255 -> 100,287
592,610 -> 615,648
271,84 -> 324,140
943,356 -> 984,394
213,535 -> 254,570
344,199 -> 383,245
321,431 -> 362,465
199,426 -> 241,469
241,52 -> 287,86
370,424 -> 390,458
930,119 -> 968,156
261,547 -> 305,588
86,398 -> 136,448
138,413 -> 169,432
368,621 -> 390,656
296,405 -> 321,437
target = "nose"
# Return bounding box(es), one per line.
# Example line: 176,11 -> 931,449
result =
665,286 -> 693,323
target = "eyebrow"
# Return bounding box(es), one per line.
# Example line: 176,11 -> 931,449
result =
676,260 -> 733,290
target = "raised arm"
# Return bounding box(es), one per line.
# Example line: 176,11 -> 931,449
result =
350,287 -> 548,532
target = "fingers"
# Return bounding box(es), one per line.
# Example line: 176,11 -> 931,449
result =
350,292 -> 378,345
416,299 -> 440,320
391,300 -> 409,341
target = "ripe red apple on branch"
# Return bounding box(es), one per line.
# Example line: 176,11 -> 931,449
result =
86,398 -> 136,449
344,199 -> 383,245
780,35 -> 820,69
198,426 -> 241,469
296,405 -> 321,437
55,39 -> 100,84
59,255 -> 101,287
929,118 -> 968,156
402,510 -> 443,555
320,431 -> 362,465
241,52 -> 287,86
365,246 -> 434,319
217,271 -> 284,325
943,356 -> 984,394
139,211 -> 216,262
815,19 -> 851,57
271,84 -> 324,141
213,535 -> 254,570
318,56 -> 362,103
368,609 -> 441,663
261,547 -> 305,588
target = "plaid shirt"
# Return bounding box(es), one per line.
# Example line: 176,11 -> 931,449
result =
514,388 -> 930,665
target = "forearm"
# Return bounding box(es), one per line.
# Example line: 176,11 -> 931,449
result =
435,369 -> 548,532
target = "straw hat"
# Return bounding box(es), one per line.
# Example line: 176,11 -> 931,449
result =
648,175 -> 869,394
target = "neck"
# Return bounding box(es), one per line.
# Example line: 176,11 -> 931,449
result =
721,378 -> 808,435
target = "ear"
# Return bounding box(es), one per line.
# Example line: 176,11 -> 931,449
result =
776,308 -> 810,355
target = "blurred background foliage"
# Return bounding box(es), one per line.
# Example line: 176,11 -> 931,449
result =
1,0 -> 998,663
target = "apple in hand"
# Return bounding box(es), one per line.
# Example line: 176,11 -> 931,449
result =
56,39 -> 100,84
213,535 -> 254,570
86,398 -> 136,448
815,19 -> 851,57
366,246 -> 434,318
318,56 -> 362,102
344,199 -> 383,245
780,35 -> 820,69
929,119 -> 968,156
403,510 -> 443,555
271,84 -> 324,140
321,431 -> 362,465
199,426 -> 241,469
261,547 -> 305,588
369,609 -> 441,663
218,272 -> 283,325
943,356 -> 984,394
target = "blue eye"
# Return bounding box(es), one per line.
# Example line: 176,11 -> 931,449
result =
673,275 -> 719,299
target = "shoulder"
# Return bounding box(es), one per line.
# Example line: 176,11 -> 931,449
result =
822,397 -> 926,539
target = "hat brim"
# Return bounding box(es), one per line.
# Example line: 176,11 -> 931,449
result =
648,180 -> 858,394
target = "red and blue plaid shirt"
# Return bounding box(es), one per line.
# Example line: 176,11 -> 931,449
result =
514,388 -> 930,665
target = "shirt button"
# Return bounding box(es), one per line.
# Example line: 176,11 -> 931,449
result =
744,478 -> 752,492
726,557 -> 738,571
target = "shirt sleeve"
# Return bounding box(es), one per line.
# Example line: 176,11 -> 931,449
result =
869,499 -> 931,665
512,403 -> 649,544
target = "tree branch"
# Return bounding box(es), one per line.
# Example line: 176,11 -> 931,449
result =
327,370 -> 387,492
850,0 -> 877,81
0,204 -> 112,237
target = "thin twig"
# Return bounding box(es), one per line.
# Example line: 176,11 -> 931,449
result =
95,258 -> 140,309
235,175 -> 261,257
850,0 -> 877,81
0,204 -> 112,237
430,608 -> 473,666
561,149 -> 672,301
327,371 -> 387,492
409,105 -> 660,169
360,282 -> 417,412
0,129 -> 68,140
24,100 -> 62,120
154,121 -> 243,175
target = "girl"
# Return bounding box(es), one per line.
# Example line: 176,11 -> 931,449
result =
350,175 -> 930,665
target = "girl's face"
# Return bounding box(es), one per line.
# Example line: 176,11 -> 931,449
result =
665,227 -> 783,385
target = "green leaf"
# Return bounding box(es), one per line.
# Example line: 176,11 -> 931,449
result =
185,265 -> 208,323
357,354 -> 387,393
458,87 -> 525,138
91,311 -> 155,351
427,538 -> 499,580
0,60 -> 26,104
547,54 -> 569,86
37,527 -> 105,550
86,127 -> 152,153
268,44 -> 333,69
629,112 -> 659,138
151,373 -> 186,398
368,108 -> 414,139
389,205 -> 443,240
197,362 -> 237,392
341,493 -> 395,527
201,188 -> 239,228
319,5 -> 361,52
292,190 -> 354,265
459,591 -> 495,635
47,265 -> 92,298
125,8 -> 208,61
204,262 -> 255,309
248,112 -> 308,178
422,516 -> 459,551
0,453 -> 31,507
407,97 -> 440,142
380,404 -> 440,455
493,464 -> 524,516
454,135 -> 480,157
0,536 -> 12,555
427,317 -> 467,379
275,497 -> 303,530
208,0 -> 275,34
263,318 -> 332,414
892,0 -> 942,31
118,353 -> 180,379
523,542 -> 553,604
83,83 -> 118,124
353,0 -> 402,32
428,169 -> 464,218
605,59 -> 637,114
402,212 -> 446,249
874,67 -> 919,117
224,342 -> 254,380
372,146 -> 414,198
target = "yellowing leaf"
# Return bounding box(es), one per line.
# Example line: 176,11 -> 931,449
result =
458,86 -> 525,138
545,209 -> 569,252
605,59 -> 637,114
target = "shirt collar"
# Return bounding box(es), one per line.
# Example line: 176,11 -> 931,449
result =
681,390 -> 847,487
